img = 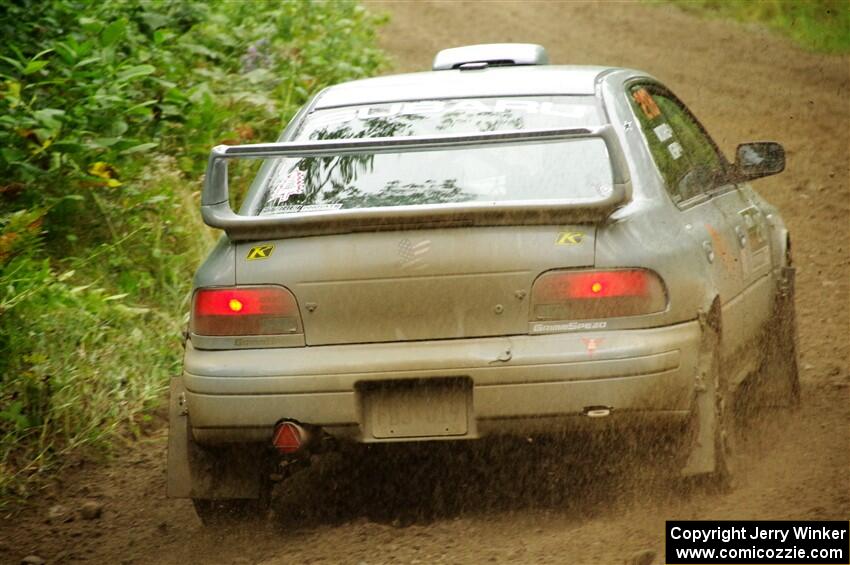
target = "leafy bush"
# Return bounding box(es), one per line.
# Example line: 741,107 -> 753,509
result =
0,0 -> 387,503
0,252 -> 178,496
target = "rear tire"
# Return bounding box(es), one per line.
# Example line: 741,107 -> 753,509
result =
737,268 -> 801,421
187,442 -> 274,526
759,268 -> 801,407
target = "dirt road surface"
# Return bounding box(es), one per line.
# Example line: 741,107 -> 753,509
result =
2,2 -> 848,564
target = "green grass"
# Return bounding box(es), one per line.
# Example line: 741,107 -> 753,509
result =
0,0 -> 387,506
665,0 -> 850,53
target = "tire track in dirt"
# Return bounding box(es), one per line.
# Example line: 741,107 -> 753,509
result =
2,2 -> 847,564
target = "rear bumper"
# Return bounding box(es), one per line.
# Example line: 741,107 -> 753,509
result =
181,320 -> 702,443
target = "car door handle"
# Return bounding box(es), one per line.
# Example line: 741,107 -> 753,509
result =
702,240 -> 715,263
734,225 -> 747,248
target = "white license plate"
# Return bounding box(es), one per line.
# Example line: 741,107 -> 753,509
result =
363,379 -> 470,439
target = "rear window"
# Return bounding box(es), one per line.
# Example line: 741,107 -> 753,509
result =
258,97 -> 612,215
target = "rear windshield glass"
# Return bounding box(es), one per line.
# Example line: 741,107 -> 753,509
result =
258,97 -> 611,215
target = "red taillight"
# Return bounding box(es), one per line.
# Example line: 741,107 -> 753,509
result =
191,286 -> 301,336
531,269 -> 666,320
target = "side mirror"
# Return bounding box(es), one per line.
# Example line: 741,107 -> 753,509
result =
733,142 -> 785,181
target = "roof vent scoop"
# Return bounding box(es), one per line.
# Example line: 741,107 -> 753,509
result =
432,43 -> 549,71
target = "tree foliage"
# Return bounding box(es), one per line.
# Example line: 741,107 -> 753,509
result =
0,0 -> 387,503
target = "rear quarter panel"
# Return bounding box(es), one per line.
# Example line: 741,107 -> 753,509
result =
595,202 -> 714,327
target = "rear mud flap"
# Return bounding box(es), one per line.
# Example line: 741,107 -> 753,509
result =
166,376 -> 263,499
680,322 -> 720,476
166,377 -> 192,498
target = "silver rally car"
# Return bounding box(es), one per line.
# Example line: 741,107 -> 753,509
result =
168,44 -> 799,521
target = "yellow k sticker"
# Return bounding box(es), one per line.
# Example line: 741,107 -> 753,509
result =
556,232 -> 584,245
247,244 -> 274,260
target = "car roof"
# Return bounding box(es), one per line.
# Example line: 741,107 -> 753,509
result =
313,65 -> 625,109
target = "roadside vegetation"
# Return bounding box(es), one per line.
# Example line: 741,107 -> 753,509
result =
0,0 -> 386,505
665,0 -> 850,53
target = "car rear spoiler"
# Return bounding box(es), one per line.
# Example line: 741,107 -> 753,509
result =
201,125 -> 631,241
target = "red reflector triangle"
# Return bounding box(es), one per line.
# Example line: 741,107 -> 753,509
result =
273,423 -> 302,453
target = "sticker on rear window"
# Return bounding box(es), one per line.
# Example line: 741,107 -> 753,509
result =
632,88 -> 661,120
667,141 -> 684,160
268,166 -> 305,203
653,123 -> 673,142
262,203 -> 344,215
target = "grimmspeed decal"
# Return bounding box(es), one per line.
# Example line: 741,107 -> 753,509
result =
531,321 -> 608,333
